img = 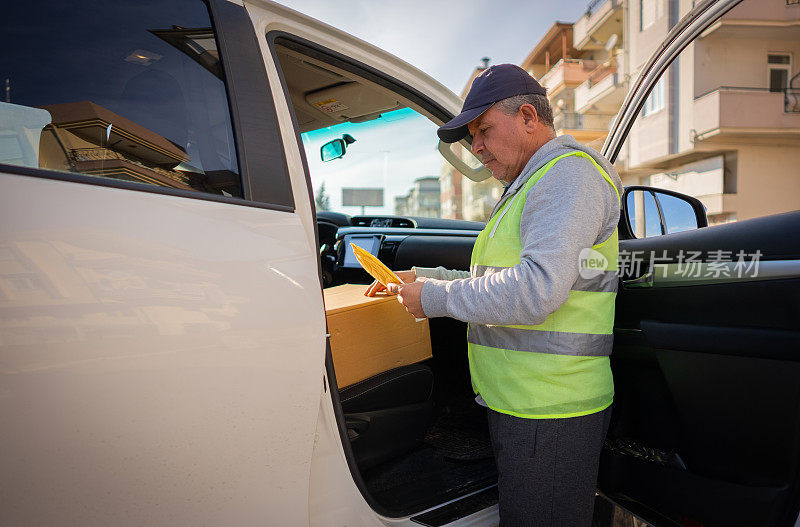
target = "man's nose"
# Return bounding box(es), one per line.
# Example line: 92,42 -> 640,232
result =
471,135 -> 484,156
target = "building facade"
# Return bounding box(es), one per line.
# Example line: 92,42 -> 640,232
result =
572,0 -> 627,152
619,0 -> 800,224
395,176 -> 441,217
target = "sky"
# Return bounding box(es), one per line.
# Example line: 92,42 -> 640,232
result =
271,0 -> 592,94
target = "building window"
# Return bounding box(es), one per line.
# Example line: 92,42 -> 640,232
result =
768,53 -> 792,92
640,0 -> 664,31
642,76 -> 666,116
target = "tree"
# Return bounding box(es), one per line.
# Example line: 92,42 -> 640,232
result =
315,182 -> 331,211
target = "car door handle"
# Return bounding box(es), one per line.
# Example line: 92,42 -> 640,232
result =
622,270 -> 654,288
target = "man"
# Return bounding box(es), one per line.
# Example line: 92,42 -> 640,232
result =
367,63 -> 621,526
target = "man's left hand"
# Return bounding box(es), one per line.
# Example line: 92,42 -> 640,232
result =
386,280 -> 426,318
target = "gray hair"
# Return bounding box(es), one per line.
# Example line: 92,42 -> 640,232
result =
495,93 -> 554,129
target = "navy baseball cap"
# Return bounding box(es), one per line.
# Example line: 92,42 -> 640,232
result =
437,64 -> 547,143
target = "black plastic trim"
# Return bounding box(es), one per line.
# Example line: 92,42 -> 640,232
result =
641,321 -> 800,362
208,0 -> 294,209
0,162 -> 293,212
619,210 -> 800,262
395,235 -> 476,271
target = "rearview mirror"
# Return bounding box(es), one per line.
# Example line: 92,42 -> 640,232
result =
320,134 -> 356,162
622,186 -> 707,239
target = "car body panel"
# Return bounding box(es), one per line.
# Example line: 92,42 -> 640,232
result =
0,173 -> 325,524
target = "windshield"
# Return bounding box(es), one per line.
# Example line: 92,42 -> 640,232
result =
301,107 -> 444,217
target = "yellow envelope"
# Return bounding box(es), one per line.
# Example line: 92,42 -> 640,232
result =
350,243 -> 402,287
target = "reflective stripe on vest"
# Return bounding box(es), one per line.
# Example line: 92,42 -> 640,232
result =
467,151 -> 619,419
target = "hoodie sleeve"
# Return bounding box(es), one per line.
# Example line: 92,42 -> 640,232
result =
413,266 -> 471,281
420,155 -> 619,324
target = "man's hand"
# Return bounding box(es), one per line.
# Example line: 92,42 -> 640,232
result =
387,280 -> 426,318
364,269 -> 416,297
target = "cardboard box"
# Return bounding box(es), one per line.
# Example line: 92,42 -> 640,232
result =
324,284 -> 432,388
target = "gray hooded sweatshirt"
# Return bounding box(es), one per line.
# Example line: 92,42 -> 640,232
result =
415,134 -> 623,325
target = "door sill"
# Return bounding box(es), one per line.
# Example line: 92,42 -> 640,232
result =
410,485 -> 498,526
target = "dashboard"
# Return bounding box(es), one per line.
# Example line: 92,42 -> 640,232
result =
316,212 -> 483,287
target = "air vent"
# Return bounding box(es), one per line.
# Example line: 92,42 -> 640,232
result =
350,217 -> 417,228
391,218 -> 414,228
351,217 -> 372,227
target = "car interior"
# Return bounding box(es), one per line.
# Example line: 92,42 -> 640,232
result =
271,34 -> 800,527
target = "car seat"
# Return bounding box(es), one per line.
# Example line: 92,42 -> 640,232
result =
339,363 -> 435,470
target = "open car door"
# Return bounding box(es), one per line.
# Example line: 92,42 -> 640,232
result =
597,0 -> 800,526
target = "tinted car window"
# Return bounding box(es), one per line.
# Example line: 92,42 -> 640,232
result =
0,0 -> 241,198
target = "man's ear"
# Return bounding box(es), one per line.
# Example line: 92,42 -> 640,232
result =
519,103 -> 539,132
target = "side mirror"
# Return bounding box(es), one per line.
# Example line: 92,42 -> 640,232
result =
621,186 -> 707,239
320,134 -> 356,162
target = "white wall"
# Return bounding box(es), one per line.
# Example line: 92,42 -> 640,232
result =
694,35 -> 800,98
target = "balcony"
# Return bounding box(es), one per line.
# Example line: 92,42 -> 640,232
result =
573,0 -> 623,50
574,54 -> 625,113
553,112 -> 615,131
723,0 -> 800,21
539,59 -> 601,95
702,1 -> 800,40
553,111 -> 615,149
692,87 -> 800,143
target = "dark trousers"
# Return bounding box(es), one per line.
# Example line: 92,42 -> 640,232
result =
488,406 -> 612,527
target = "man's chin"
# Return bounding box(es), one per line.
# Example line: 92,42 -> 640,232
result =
485,163 -> 509,181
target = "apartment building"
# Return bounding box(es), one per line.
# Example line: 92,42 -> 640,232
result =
521,21 -> 621,150
438,157 -> 462,220
395,176 -> 441,217
619,0 -> 800,223
573,0 -> 627,151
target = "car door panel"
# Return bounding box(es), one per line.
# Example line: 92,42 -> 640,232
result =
0,174 -> 326,525
600,211 -> 800,527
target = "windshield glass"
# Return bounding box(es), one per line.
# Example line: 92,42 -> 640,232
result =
301,107 -> 444,217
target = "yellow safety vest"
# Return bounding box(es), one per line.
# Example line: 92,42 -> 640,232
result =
468,152 -> 619,419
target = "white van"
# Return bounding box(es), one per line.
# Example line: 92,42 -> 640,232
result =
2,0 -> 800,525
